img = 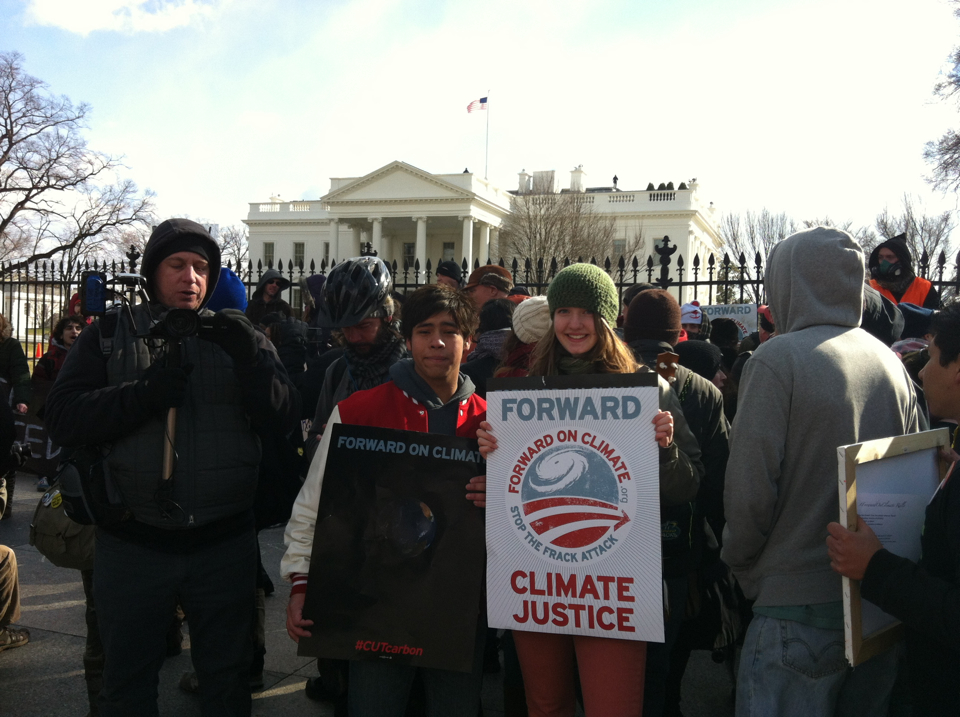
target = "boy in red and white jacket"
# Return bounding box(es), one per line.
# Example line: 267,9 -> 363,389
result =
282,284 -> 487,716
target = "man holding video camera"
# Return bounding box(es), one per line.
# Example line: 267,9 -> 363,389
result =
45,218 -> 299,717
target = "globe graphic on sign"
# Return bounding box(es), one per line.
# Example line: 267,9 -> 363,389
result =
521,444 -> 625,550
529,450 -> 590,493
375,499 -> 437,558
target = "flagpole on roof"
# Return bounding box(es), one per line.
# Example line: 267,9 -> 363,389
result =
485,90 -> 490,180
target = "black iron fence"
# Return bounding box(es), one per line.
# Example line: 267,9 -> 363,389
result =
3,238 -> 959,364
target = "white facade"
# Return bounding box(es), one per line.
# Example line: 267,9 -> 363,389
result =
244,161 -> 722,276
244,161 -> 512,273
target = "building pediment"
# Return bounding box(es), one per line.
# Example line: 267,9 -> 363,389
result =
322,161 -> 474,205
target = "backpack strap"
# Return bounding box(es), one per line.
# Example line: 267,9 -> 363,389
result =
98,308 -> 121,358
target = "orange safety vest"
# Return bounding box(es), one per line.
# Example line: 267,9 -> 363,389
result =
869,277 -> 933,306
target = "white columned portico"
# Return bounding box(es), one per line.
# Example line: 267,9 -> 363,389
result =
460,215 -> 475,269
370,217 -> 382,256
330,219 -> 340,261
414,217 -> 427,266
480,223 -> 491,264
351,225 -> 362,257
490,227 -> 500,260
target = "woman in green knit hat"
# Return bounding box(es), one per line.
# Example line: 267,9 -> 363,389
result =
478,263 -> 702,717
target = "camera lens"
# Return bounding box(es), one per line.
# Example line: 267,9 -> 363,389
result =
163,309 -> 200,338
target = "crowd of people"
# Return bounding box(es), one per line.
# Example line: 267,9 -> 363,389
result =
0,219 -> 957,717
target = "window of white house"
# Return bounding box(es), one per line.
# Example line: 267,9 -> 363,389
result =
263,242 -> 275,267
403,242 -> 415,268
613,239 -> 626,258
442,242 -> 455,261
293,242 -> 305,269
323,242 -> 330,262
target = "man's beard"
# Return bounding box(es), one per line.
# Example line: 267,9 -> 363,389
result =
343,322 -> 394,354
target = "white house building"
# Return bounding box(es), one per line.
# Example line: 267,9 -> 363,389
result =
244,161 -> 722,278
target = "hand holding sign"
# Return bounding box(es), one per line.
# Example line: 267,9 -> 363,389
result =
478,421 -> 497,458
826,516 -> 883,581
286,592 -> 314,643
466,475 -> 486,508
653,410 -> 673,448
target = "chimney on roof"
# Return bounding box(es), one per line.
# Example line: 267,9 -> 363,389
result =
570,165 -> 586,192
518,169 -> 532,194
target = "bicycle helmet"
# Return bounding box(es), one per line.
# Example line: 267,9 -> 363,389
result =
316,257 -> 393,328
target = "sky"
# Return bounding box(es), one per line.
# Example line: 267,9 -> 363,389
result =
3,0 -> 960,243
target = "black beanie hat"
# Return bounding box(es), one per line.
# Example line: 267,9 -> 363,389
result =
623,289 -> 681,344
436,260 -> 463,285
142,218 -> 221,305
675,340 -> 723,381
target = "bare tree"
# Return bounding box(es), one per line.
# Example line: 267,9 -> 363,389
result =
797,217 -> 877,255
0,51 -> 154,273
217,224 -> 249,275
717,209 -> 797,302
925,3 -> 960,192
499,175 -> 621,262
874,194 -> 955,271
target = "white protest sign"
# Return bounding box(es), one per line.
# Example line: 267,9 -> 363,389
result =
702,304 -> 757,341
486,378 -> 664,642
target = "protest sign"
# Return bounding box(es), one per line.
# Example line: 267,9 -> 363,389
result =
837,428 -> 949,665
0,377 -> 60,477
485,373 -> 664,643
299,424 -> 486,673
702,304 -> 757,341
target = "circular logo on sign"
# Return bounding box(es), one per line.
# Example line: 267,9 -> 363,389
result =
506,437 -> 633,564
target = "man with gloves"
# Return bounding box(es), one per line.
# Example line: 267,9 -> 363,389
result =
45,218 -> 300,717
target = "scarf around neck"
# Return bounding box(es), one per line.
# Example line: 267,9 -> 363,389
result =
343,331 -> 407,391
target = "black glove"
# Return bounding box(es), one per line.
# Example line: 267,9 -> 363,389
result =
204,309 -> 259,366
135,363 -> 194,411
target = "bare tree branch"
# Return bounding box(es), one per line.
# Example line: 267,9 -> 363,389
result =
499,175 -> 618,263
0,51 -> 154,272
217,224 -> 250,276
875,193 -> 955,271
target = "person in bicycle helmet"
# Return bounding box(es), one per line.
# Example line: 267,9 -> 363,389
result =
306,257 -> 406,460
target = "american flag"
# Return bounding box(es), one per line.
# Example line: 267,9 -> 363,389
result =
523,496 -> 630,549
466,97 -> 488,113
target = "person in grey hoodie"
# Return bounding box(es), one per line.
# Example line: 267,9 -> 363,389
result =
722,227 -> 921,717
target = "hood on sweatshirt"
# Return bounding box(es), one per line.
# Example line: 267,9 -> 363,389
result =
252,269 -> 291,300
765,227 -> 864,335
141,218 -> 221,309
388,357 -> 476,410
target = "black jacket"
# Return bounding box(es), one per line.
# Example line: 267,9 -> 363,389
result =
245,269 -> 293,325
861,468 -> 960,715
629,338 -> 730,575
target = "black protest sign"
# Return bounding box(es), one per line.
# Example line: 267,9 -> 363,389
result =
0,377 -> 60,477
299,424 -> 486,673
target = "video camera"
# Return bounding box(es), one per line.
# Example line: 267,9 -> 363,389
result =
79,271 -> 228,343
148,309 -> 228,341
79,271 -> 146,318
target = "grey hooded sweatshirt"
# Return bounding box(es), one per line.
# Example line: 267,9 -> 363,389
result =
721,227 -> 920,607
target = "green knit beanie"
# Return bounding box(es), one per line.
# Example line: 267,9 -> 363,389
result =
547,263 -> 619,326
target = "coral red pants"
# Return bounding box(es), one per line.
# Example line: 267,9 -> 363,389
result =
513,630 -> 647,717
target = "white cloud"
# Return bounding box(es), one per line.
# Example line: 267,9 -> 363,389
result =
24,0 -> 230,35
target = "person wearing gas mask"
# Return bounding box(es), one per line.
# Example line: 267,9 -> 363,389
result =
44,218 -> 300,717
868,233 -> 941,309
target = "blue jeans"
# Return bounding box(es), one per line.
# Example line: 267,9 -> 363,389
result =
349,619 -> 486,717
736,613 -> 899,717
